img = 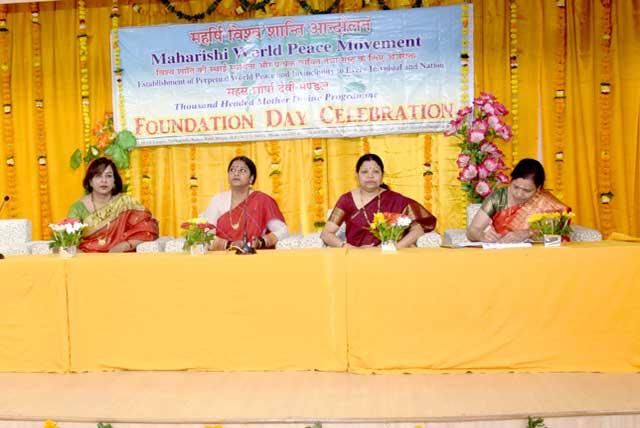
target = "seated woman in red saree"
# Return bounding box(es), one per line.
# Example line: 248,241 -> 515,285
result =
67,157 -> 159,252
321,154 -> 437,248
467,158 -> 570,243
202,156 -> 288,251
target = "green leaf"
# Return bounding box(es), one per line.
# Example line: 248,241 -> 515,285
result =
70,149 -> 83,170
105,144 -> 129,169
116,130 -> 136,150
84,145 -> 99,163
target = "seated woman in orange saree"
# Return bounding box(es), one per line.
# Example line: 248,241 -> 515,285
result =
67,157 -> 159,252
467,158 -> 570,243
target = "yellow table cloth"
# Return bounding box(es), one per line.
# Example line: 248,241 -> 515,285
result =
0,256 -> 69,372
65,249 -> 347,372
346,241 -> 640,373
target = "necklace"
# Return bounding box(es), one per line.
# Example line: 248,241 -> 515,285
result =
229,190 -> 249,230
359,188 -> 381,226
91,193 -> 112,246
90,192 -> 112,213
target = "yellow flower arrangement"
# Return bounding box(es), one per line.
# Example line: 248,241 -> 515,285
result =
44,420 -> 59,428
527,210 -> 575,239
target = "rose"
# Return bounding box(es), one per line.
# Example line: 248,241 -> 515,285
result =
469,120 -> 488,143
474,180 -> 492,197
395,215 -> 412,227
497,125 -> 513,140
456,153 -> 471,168
496,172 -> 510,184
477,164 -> 489,179
459,164 -> 478,182
480,142 -> 498,154
481,157 -> 499,173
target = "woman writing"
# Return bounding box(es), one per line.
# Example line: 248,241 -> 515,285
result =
321,153 -> 437,248
67,157 -> 159,252
202,156 -> 288,250
467,158 -> 569,243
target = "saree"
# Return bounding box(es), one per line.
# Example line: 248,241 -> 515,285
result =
211,191 -> 286,249
328,189 -> 437,247
68,194 -> 159,252
481,187 -> 570,234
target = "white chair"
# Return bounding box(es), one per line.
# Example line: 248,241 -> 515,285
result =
27,240 -> 53,255
444,204 -> 603,245
0,219 -> 31,255
136,236 -> 173,253
164,237 -> 187,253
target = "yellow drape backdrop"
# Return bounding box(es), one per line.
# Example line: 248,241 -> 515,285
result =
0,0 -> 638,239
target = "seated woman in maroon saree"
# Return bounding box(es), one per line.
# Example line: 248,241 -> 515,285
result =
68,157 -> 158,252
467,158 -> 570,242
202,156 -> 288,250
321,153 -> 436,248
328,189 -> 437,247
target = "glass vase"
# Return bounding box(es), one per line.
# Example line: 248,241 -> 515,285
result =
381,240 -> 398,253
59,246 -> 77,259
543,234 -> 562,247
189,243 -> 207,256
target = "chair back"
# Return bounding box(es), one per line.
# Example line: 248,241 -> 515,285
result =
466,204 -> 481,227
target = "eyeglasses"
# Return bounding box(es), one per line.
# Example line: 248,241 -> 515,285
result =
229,168 -> 249,175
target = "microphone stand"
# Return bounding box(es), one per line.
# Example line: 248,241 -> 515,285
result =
0,195 -> 9,260
235,199 -> 256,255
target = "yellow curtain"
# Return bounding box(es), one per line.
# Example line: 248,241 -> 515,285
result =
0,0 -> 638,240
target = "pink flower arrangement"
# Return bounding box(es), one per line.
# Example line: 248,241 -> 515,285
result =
445,92 -> 512,203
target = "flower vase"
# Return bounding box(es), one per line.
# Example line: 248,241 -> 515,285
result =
381,240 -> 398,253
59,246 -> 77,259
543,234 -> 562,248
189,243 -> 207,256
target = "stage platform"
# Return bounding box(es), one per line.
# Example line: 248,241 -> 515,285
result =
1,371 -> 639,428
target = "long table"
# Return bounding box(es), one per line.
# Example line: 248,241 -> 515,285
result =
1,242 -> 639,373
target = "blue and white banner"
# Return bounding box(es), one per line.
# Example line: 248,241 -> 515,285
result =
112,5 -> 473,146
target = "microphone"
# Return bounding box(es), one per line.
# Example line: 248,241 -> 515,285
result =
235,199 -> 256,255
0,195 -> 7,259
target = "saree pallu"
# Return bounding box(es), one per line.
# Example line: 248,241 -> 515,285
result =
214,191 -> 285,248
80,195 -> 159,253
492,189 -> 569,235
329,190 -> 437,247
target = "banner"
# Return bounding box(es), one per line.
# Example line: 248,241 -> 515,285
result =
112,5 -> 473,146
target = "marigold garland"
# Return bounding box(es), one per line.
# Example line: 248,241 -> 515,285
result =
78,0 -> 91,158
597,0 -> 613,235
312,138 -> 325,229
189,145 -> 198,217
553,0 -> 566,200
455,3 -> 471,223
31,4 -> 52,239
160,0 -> 224,21
110,0 -> 132,192
141,147 -> 152,209
422,134 -> 432,211
362,136 -> 370,153
508,0 -> 519,166
268,141 -> 281,202
298,0 -> 340,15
0,5 -> 16,218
